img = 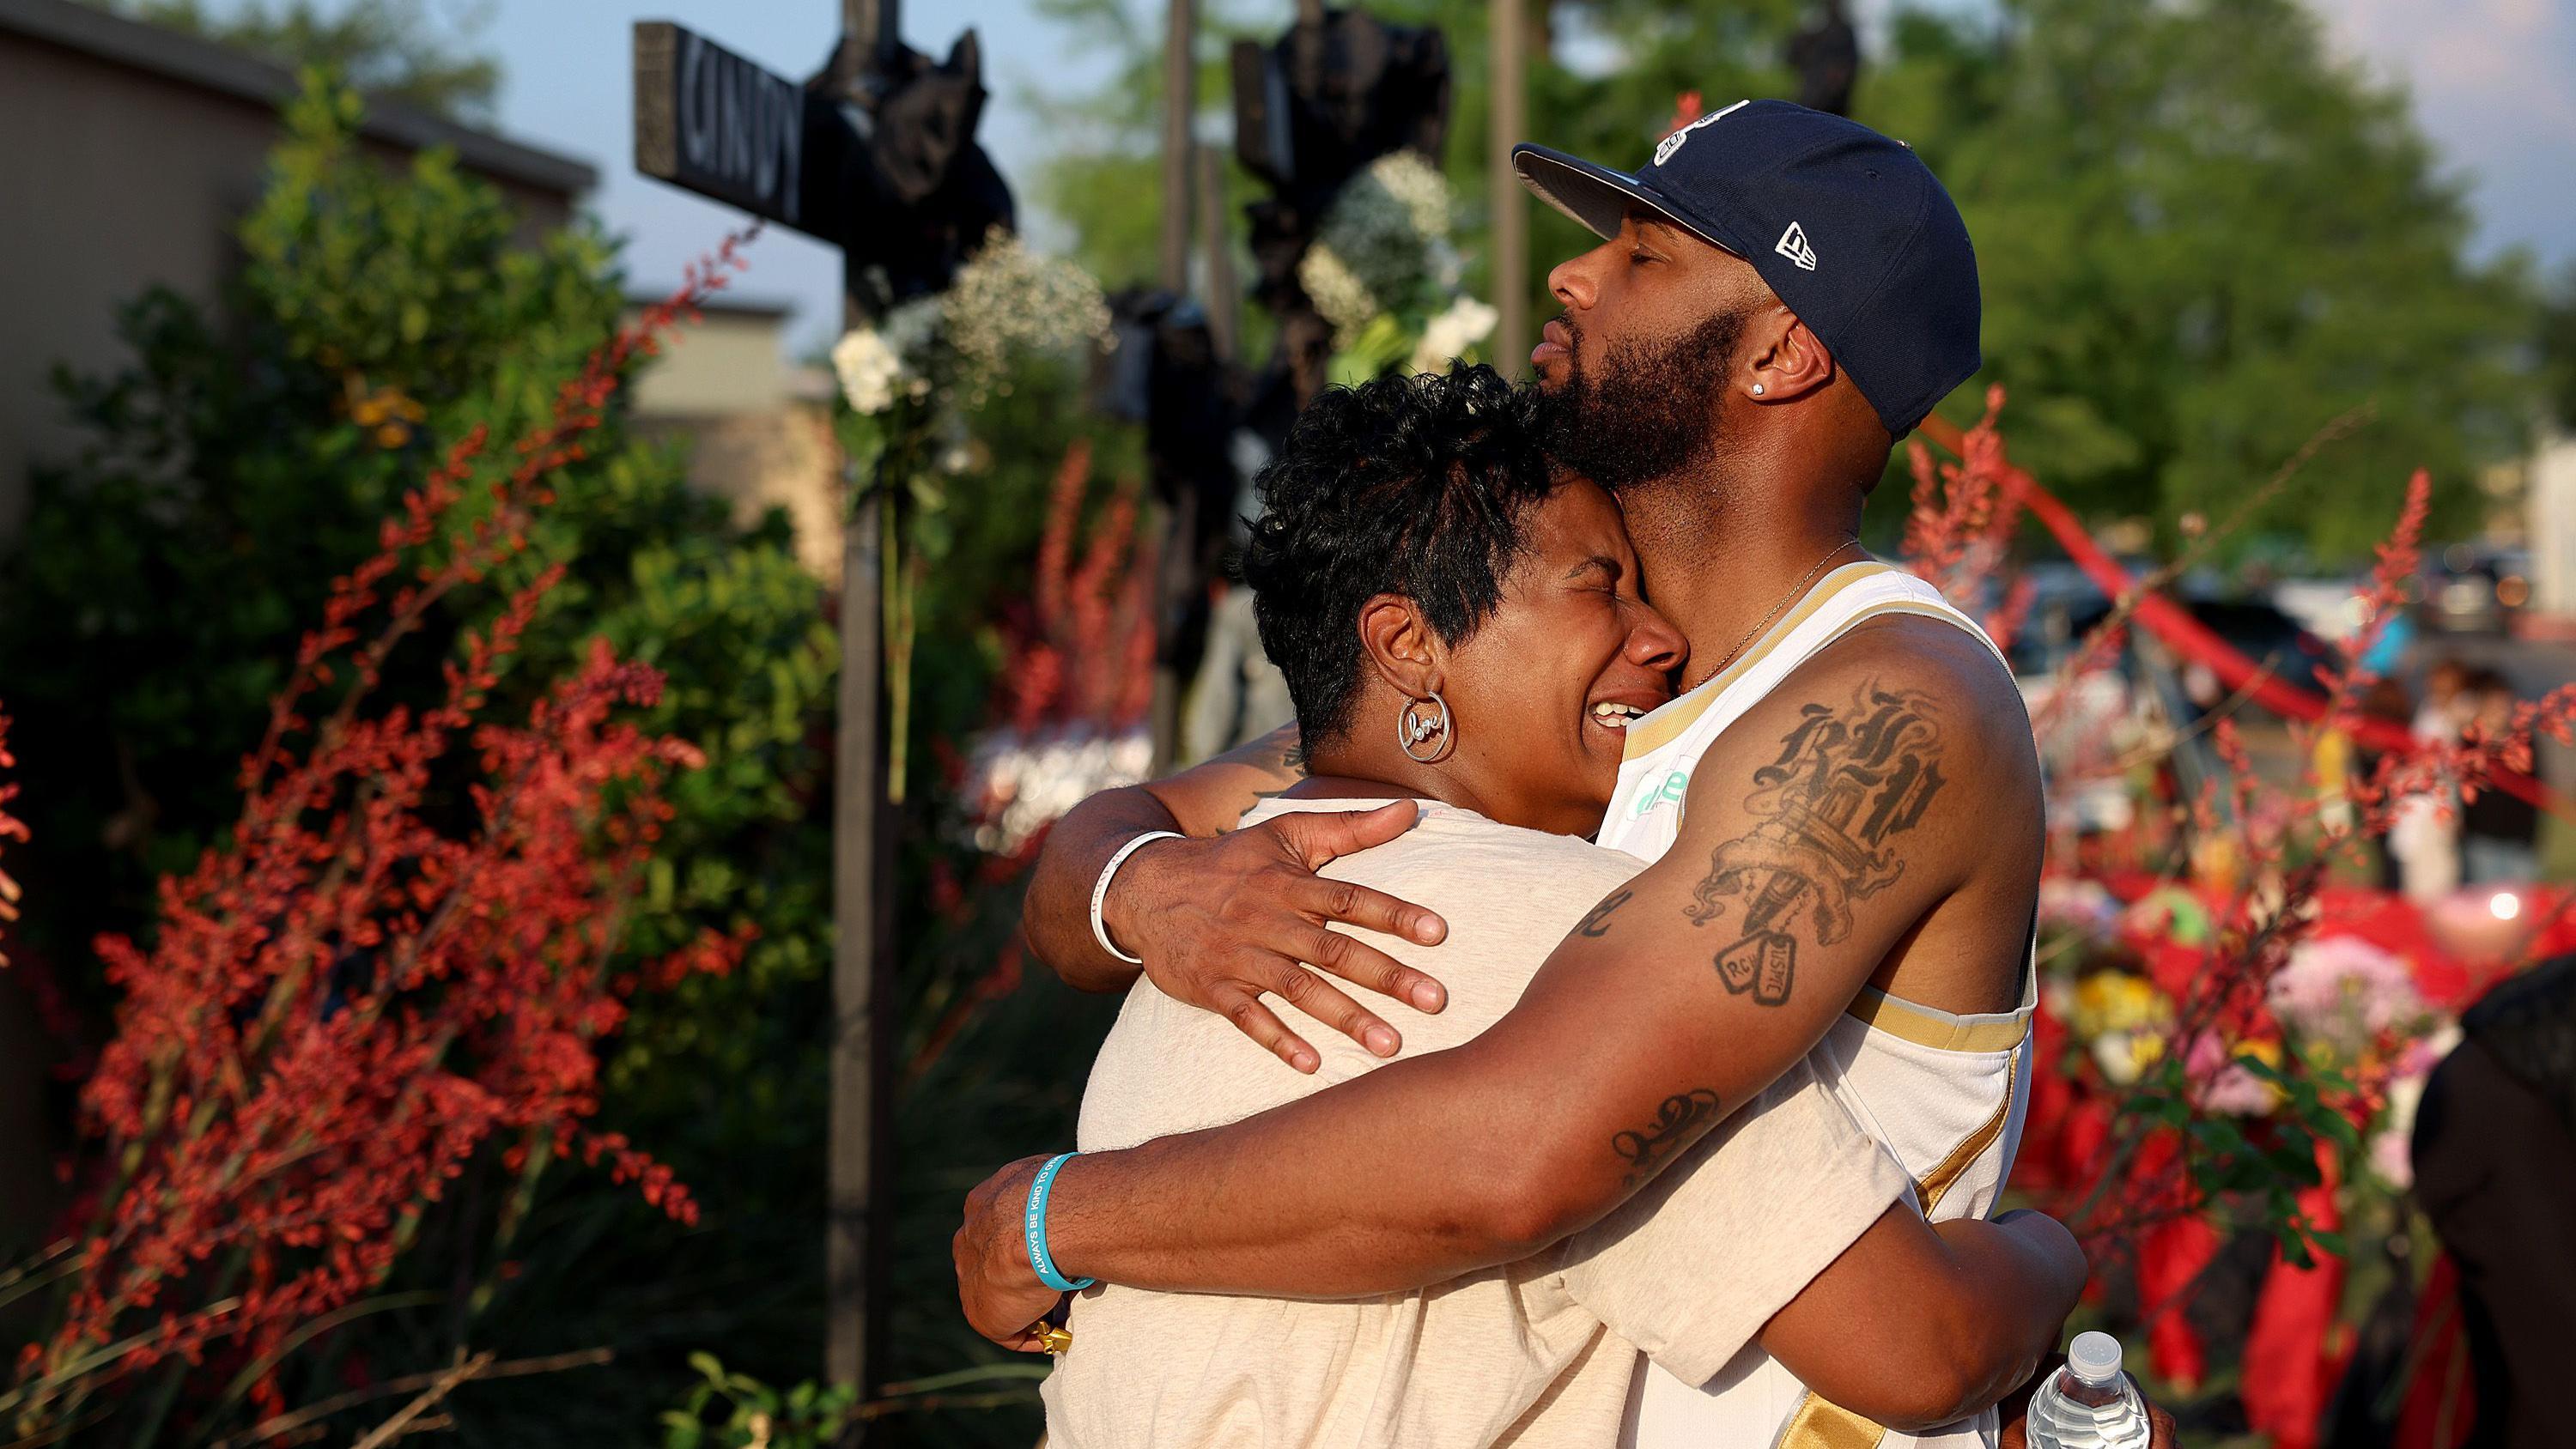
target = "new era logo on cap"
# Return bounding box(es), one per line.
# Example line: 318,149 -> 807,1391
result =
1510,100 -> 1984,438
1775,221 -> 1818,272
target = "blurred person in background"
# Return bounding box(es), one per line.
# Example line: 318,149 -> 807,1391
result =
2458,669 -> 2541,885
2409,952 -> 2576,1449
1182,584 -> 1296,761
2391,658 -> 2470,900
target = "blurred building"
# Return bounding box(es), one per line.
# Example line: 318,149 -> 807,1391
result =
2531,436 -> 2576,621
0,0 -> 595,542
621,293 -> 841,581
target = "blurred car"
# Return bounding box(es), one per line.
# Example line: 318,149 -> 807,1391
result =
2271,578 -> 2369,647
2178,597 -> 2339,700
2420,544 -> 2530,635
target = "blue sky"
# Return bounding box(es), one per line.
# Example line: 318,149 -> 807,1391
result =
420,1 -> 2576,351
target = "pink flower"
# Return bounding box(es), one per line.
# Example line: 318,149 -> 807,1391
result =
2269,936 -> 2425,1047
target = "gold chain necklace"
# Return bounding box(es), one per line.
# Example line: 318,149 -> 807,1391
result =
1701,537 -> 1863,679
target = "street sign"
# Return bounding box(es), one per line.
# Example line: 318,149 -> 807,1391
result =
633,22 -> 829,239
635,19 -> 1011,307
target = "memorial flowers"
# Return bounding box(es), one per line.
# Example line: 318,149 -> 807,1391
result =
827,226 -> 1115,802
831,227 -> 1111,420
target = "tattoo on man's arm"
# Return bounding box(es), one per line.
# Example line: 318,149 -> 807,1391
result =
1215,737 -> 1311,834
1576,888 -> 1633,938
1610,1089 -> 1724,1186
1682,679 -> 1949,1008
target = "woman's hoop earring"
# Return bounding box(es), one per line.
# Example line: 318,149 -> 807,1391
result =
1397,690 -> 1455,764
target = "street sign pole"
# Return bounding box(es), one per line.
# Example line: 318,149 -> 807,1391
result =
827,6 -> 896,1410
636,6 -> 1005,1427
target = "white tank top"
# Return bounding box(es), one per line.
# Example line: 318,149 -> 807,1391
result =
1600,560 -> 2037,1449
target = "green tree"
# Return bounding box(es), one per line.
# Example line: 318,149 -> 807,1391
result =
1862,0 -> 2537,555
77,0 -> 501,120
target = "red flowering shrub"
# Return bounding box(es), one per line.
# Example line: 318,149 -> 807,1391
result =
0,236 -> 762,1438
1907,397 -> 2576,1437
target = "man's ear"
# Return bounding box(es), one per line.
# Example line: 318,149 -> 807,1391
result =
1357,594 -> 1443,700
1744,310 -> 1836,404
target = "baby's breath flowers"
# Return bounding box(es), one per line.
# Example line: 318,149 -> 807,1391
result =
942,227 -> 1114,402
829,228 -> 1110,415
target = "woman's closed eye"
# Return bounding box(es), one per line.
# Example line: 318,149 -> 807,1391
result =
1564,557 -> 1626,598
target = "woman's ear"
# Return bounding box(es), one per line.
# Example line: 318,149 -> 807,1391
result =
1357,594 -> 1443,700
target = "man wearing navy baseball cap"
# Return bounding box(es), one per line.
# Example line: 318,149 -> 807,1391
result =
1504,102 -> 2063,1448
1513,99 -> 1979,549
961,103 -> 2169,1449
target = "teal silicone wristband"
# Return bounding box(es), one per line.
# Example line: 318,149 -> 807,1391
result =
1024,1151 -> 1096,1293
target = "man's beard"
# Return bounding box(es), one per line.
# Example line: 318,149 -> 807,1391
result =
1535,306 -> 1747,493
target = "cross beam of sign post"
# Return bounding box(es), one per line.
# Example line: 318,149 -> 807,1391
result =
632,6 -> 1010,1420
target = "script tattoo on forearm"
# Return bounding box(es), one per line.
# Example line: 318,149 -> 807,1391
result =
1218,730 -> 1310,834
1684,679 -> 1949,1007
1611,1088 -> 1724,1186
1576,888 -> 1633,937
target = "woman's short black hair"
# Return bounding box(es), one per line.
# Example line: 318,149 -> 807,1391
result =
1240,363 -> 1555,748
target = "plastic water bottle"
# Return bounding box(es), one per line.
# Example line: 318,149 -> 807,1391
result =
2026,1331 -> 2154,1449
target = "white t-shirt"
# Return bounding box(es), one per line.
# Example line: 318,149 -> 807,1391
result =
1042,798 -> 1911,1449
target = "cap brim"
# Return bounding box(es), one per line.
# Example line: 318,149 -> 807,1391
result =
1510,143 -> 1742,261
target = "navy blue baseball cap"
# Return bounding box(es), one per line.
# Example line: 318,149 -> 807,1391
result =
1514,100 -> 1980,438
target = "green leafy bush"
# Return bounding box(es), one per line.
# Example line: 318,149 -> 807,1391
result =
663,1354 -> 861,1449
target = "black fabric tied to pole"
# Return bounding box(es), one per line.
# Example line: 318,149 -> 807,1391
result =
809,30 -> 1016,305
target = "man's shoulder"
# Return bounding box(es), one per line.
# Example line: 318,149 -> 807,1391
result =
1691,612 -> 2027,773
1663,609 -> 2038,872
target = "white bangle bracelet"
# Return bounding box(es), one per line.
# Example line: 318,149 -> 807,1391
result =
1091,831 -> 1183,966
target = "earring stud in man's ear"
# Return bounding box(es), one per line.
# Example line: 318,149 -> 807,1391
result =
1752,383 -> 1766,396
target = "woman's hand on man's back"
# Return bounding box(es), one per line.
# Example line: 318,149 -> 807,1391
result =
1106,803 -> 1452,1074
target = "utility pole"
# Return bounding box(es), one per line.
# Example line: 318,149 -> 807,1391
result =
1489,0 -> 1529,372
1198,142 -> 1239,363
1148,0 -> 1199,769
1161,0 -> 1197,292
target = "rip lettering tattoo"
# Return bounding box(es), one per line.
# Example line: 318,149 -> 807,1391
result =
1576,888 -> 1633,937
1610,1088 -> 1723,1185
1685,680 -> 1949,1007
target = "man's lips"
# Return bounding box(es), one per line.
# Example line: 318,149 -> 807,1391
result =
1532,318 -> 1572,366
